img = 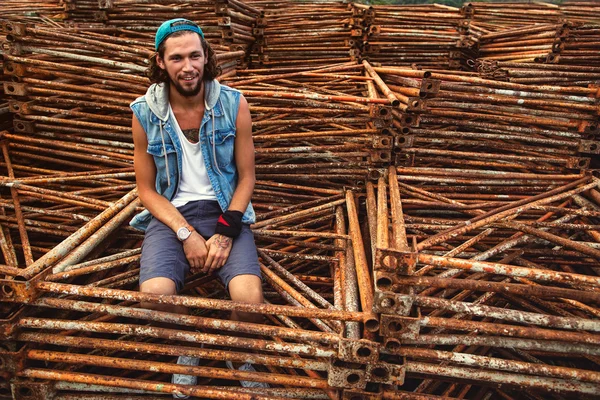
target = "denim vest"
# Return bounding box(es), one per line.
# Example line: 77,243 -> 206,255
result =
129,79 -> 256,231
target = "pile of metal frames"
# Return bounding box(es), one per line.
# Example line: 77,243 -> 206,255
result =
0,1 -> 599,399
0,0 -> 65,24
223,60 -> 394,188
102,0 -> 262,55
372,66 -> 599,175
459,2 -> 562,30
357,4 -> 469,70
556,0 -> 600,24
245,0 -> 356,68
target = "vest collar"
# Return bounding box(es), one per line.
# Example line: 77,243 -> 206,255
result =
145,79 -> 222,122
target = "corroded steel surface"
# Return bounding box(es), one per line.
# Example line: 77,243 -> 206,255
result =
0,1 -> 599,399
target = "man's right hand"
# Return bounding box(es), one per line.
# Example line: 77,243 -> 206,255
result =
183,233 -> 209,274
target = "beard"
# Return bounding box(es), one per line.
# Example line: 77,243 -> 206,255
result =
169,74 -> 203,97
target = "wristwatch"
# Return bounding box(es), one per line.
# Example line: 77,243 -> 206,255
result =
176,225 -> 195,242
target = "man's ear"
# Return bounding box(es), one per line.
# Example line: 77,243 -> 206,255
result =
156,54 -> 165,69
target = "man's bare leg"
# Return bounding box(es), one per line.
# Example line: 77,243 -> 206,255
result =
140,277 -> 188,315
228,274 -> 264,323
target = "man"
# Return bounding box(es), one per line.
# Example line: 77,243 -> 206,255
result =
130,18 -> 267,397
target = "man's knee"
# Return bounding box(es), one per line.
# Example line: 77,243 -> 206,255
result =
140,277 -> 177,295
228,274 -> 263,303
139,277 -> 185,313
228,274 -> 264,323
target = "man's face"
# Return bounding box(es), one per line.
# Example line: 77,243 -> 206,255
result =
157,32 -> 208,97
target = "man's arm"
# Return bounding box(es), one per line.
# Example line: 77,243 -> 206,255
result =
132,115 -> 208,272
204,95 -> 255,273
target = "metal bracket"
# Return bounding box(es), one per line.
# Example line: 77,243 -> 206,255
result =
98,0 -> 113,8
406,97 -> 426,112
2,22 -> 27,36
13,120 -> 36,133
338,339 -> 379,364
3,62 -> 26,77
328,364 -> 367,390
400,113 -> 419,127
371,136 -> 392,150
8,100 -> 34,115
419,78 -> 440,98
369,150 -> 391,164
0,280 -> 37,304
218,17 -> 231,26
366,362 -> 405,385
3,82 -> 27,97
566,157 -> 590,170
372,291 -> 414,316
579,140 -> 600,155
11,380 -> 56,400
394,152 -> 415,167
394,135 -> 414,149
369,105 -> 393,119
379,315 -> 420,340
374,247 -> 417,275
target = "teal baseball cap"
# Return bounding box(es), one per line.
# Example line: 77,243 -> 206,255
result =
155,18 -> 205,51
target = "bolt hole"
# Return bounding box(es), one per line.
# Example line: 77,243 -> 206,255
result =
372,366 -> 388,379
404,117 -> 413,124
6,25 -> 13,32
377,276 -> 392,290
411,101 -> 419,107
379,108 -> 388,116
426,83 -> 432,90
6,85 -> 15,93
12,105 -> 20,111
381,138 -> 390,146
356,346 -> 372,358
380,296 -> 396,309
1,284 -> 14,298
346,373 -> 360,384
380,152 -> 389,160
6,65 -> 14,72
590,144 -> 598,151
16,123 -> 25,130
388,321 -> 403,333
578,159 -> 588,167
365,317 -> 380,332
18,387 -> 33,397
386,339 -> 401,351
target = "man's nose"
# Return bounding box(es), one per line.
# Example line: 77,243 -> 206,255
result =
182,58 -> 193,71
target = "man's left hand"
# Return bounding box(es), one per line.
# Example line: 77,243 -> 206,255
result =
204,234 -> 233,274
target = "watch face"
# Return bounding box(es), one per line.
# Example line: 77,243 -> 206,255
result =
177,227 -> 191,241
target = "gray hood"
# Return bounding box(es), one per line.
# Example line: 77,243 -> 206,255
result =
143,79 -> 222,122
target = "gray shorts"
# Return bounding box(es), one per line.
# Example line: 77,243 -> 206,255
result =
140,200 -> 261,292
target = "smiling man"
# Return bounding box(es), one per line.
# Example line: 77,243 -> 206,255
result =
129,19 -> 267,397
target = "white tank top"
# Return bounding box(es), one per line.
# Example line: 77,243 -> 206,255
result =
169,104 -> 217,207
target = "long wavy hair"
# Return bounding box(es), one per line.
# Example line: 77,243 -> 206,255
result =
147,31 -> 221,84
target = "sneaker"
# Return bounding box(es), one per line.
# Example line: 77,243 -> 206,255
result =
172,355 -> 200,399
226,360 -> 270,388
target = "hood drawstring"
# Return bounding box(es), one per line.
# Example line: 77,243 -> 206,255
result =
159,122 -> 171,187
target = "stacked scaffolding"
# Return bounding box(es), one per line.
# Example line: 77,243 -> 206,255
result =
0,1 -> 599,399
